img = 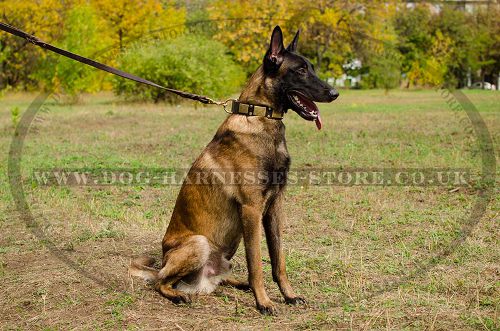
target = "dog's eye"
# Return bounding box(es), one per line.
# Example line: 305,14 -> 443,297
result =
296,67 -> 307,75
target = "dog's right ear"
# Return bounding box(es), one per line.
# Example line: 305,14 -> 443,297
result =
264,26 -> 285,71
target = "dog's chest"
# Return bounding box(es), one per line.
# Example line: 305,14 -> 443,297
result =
269,138 -> 290,171
260,135 -> 290,193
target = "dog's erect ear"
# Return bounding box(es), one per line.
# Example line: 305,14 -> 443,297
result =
264,26 -> 285,71
286,30 -> 300,52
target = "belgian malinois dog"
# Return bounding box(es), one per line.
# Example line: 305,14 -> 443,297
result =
130,26 -> 338,315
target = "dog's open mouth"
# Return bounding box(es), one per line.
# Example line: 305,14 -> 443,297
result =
287,91 -> 322,130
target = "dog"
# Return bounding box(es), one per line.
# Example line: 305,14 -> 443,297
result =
129,25 -> 338,315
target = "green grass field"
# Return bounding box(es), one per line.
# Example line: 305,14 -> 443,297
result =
0,89 -> 498,330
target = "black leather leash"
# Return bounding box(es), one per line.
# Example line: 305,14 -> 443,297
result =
0,22 -> 285,119
0,22 -> 228,106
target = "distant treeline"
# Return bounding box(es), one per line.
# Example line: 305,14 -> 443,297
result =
0,0 -> 498,100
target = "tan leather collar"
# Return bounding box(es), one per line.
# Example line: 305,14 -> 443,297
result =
230,100 -> 284,120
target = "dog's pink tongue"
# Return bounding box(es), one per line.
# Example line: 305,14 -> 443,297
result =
315,114 -> 322,130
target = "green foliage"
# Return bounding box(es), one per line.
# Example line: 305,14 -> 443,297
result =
0,0 -> 185,93
208,0 -> 294,74
394,4 -> 499,88
33,4 -> 107,97
432,7 -> 474,87
113,35 -> 245,102
0,0 -> 498,92
472,8 -> 500,83
91,0 -> 185,53
361,49 -> 402,91
0,0 -> 65,90
395,5 -> 437,87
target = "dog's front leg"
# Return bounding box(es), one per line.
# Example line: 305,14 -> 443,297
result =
241,204 -> 276,315
263,193 -> 305,305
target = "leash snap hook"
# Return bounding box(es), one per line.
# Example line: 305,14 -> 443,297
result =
218,99 -> 235,114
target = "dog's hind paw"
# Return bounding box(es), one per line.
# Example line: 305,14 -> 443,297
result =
170,293 -> 192,305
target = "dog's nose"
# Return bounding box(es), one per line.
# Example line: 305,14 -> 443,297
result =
329,89 -> 339,101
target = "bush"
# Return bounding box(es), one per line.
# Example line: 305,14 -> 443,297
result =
113,35 -> 245,102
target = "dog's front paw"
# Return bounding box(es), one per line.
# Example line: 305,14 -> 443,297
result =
257,302 -> 278,315
285,296 -> 306,305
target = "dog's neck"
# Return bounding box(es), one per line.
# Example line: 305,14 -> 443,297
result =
238,66 -> 284,113
223,66 -> 286,139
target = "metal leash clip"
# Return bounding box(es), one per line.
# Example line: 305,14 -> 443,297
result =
220,99 -> 236,114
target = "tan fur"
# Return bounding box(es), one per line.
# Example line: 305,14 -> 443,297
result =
129,25 -> 339,314
130,64 -> 305,314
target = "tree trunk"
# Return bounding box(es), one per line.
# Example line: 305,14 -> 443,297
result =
119,29 -> 123,52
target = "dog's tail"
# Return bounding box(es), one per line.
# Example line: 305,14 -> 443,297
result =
128,256 -> 159,283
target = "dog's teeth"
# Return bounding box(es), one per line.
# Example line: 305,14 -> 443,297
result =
292,95 -> 309,111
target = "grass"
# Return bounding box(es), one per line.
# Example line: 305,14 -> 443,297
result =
0,89 -> 498,330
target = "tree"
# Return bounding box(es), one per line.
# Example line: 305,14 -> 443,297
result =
287,0 -> 356,78
361,48 -> 402,93
0,0 -> 65,89
91,0 -> 186,53
351,1 -> 401,91
432,7 -> 474,87
473,7 -> 500,87
207,0 -> 294,73
0,0 -> 186,92
207,0 -> 399,80
394,4 -> 433,87
33,4 -> 108,97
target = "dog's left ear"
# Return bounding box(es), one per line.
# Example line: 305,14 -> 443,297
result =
264,26 -> 285,71
286,30 -> 300,52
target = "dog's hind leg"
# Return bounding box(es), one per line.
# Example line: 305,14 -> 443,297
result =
221,277 -> 251,291
156,235 -> 211,304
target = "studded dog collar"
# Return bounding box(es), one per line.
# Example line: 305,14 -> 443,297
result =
229,100 -> 284,120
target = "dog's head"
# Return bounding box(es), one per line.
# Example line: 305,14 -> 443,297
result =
263,26 -> 339,129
